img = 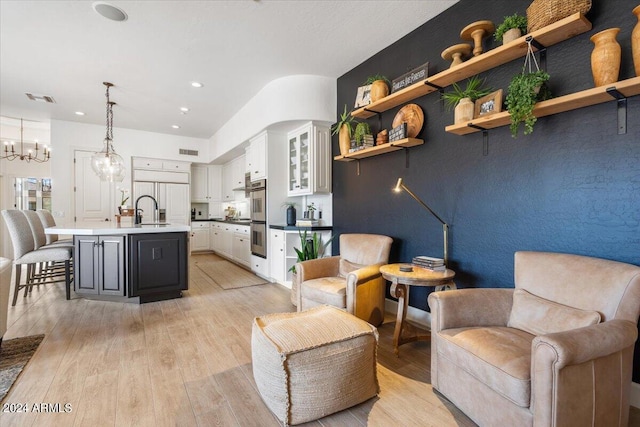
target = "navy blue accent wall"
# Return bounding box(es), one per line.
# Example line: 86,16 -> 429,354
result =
333,0 -> 640,381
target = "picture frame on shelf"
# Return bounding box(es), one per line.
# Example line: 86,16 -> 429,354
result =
354,84 -> 372,108
474,89 -> 503,118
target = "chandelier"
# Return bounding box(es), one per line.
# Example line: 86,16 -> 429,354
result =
2,118 -> 50,163
91,82 -> 125,182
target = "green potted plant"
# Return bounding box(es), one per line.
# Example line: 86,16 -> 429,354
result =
353,122 -> 372,147
332,104 -> 356,156
288,230 -> 336,306
365,74 -> 391,102
441,75 -> 492,123
505,70 -> 550,137
494,13 -> 528,45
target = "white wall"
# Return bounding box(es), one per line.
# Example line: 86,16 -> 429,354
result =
50,120 -> 209,221
208,75 -> 336,163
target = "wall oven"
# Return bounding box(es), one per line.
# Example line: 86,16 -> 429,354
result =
250,179 -> 267,258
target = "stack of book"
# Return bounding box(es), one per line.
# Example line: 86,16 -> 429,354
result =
412,256 -> 446,271
295,219 -> 319,227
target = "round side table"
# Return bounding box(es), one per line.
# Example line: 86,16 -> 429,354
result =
380,263 -> 456,356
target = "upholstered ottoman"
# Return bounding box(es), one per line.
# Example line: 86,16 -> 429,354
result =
251,305 -> 379,426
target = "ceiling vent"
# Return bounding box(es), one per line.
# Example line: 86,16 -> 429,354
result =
179,148 -> 198,156
25,93 -> 56,103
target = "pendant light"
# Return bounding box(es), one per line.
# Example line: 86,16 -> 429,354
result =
91,82 -> 125,182
2,118 -> 50,163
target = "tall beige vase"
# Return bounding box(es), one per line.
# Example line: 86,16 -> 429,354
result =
338,124 -> 351,155
454,98 -> 474,123
590,28 -> 621,87
633,5 -> 640,77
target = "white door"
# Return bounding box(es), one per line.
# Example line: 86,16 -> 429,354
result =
75,150 -> 112,222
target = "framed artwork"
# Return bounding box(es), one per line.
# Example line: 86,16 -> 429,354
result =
354,84 -> 372,108
474,89 -> 503,118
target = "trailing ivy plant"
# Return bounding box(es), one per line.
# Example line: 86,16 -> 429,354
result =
505,70 -> 550,137
494,13 -> 528,42
441,75 -> 492,111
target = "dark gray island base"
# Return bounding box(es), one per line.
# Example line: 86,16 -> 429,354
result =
48,222 -> 190,303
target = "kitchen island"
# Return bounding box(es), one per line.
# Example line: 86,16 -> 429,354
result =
46,221 -> 190,303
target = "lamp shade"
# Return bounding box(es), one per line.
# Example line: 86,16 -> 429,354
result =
91,139 -> 126,182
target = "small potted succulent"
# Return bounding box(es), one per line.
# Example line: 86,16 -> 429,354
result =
353,122 -> 372,148
441,75 -> 492,123
495,13 -> 528,45
331,104 -> 356,156
365,74 -> 391,102
505,70 -> 551,137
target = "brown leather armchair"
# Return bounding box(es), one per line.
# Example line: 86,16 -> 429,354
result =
428,251 -> 640,427
295,234 -> 392,326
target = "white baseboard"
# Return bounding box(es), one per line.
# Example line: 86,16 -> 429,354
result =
383,299 -> 640,409
384,298 -> 430,329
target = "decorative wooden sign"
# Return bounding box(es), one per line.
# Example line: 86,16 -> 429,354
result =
391,62 -> 429,93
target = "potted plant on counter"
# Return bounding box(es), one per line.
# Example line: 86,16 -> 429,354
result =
441,75 -> 492,124
365,74 -> 391,102
332,104 -> 356,156
495,13 -> 528,45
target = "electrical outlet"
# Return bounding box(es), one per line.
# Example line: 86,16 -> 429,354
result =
54,211 -> 65,217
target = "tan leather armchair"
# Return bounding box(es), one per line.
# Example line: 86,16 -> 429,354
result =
296,234 -> 392,326
428,251 -> 640,427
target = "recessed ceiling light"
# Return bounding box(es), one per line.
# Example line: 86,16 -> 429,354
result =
172,125 -> 180,129
75,111 -> 85,116
93,2 -> 128,22
191,82 -> 203,88
180,107 -> 189,113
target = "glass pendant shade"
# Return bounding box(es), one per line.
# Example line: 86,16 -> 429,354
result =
93,82 -> 125,182
91,138 -> 125,182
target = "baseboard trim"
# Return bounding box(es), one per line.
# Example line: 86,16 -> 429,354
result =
384,298 -> 430,329
383,299 -> 640,409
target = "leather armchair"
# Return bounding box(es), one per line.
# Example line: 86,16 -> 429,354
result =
428,251 -> 640,427
296,234 -> 392,326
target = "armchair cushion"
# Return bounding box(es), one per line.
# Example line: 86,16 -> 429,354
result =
301,277 -> 346,308
508,289 -> 601,336
438,326 -> 534,407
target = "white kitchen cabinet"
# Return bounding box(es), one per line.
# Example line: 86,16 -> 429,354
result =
222,155 -> 246,201
232,225 -> 250,267
287,122 -> 331,196
269,229 -> 285,284
133,157 -> 190,172
269,228 -> 332,288
191,165 -> 209,202
192,164 -> 222,205
218,223 -> 233,258
191,222 -> 211,252
247,132 -> 267,181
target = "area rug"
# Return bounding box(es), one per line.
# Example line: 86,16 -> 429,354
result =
0,334 -> 45,401
195,258 -> 268,290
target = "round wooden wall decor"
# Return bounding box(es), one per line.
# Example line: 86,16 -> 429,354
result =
392,104 -> 424,138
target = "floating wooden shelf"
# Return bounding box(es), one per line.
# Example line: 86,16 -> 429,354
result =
351,13 -> 592,119
334,138 -> 424,162
445,77 -> 640,135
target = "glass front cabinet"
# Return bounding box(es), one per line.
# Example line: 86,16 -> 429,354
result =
287,122 -> 331,196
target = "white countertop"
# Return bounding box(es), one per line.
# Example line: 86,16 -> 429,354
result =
46,219 -> 191,236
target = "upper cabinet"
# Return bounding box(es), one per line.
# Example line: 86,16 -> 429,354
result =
287,122 -> 331,196
222,155 -> 247,201
247,132 -> 267,181
191,165 -> 222,202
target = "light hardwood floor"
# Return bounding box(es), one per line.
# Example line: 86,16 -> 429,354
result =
1,254 -> 638,427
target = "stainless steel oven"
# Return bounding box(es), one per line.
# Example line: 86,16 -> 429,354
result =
250,179 -> 267,258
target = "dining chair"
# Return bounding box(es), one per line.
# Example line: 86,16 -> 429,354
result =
1,210 -> 73,305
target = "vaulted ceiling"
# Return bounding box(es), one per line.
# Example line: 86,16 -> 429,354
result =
0,1 -> 458,142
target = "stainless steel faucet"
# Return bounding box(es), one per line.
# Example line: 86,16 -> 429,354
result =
134,195 -> 158,224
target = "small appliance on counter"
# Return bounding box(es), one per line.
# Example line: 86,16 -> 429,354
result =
191,208 -> 196,220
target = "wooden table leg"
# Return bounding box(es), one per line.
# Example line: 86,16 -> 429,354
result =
390,280 -> 408,356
